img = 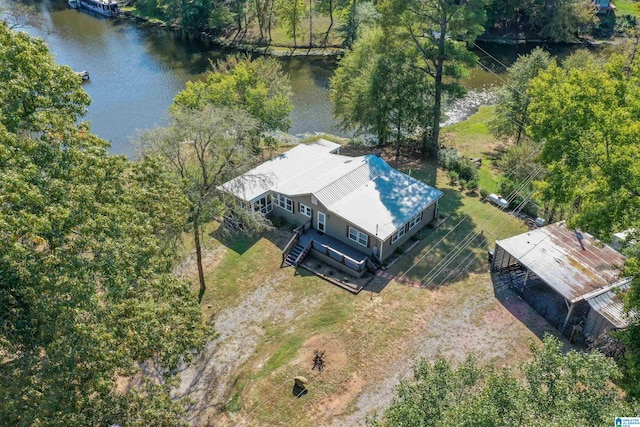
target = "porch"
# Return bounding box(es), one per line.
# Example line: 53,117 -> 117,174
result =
282,222 -> 375,283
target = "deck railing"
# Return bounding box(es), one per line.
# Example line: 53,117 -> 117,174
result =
311,240 -> 367,273
282,220 -> 313,265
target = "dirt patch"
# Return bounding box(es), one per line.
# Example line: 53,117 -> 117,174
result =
173,244 -> 225,280
174,277 -> 309,426
294,335 -> 348,373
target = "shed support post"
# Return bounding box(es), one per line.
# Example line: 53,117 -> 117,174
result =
522,269 -> 530,290
563,303 -> 575,329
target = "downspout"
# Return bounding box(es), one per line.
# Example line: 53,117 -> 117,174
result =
379,239 -> 384,262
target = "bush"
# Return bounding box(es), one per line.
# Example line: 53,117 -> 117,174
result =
448,170 -> 459,184
480,187 -> 489,199
438,148 -> 479,182
466,180 -> 479,192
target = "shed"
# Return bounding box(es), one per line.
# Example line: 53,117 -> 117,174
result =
491,221 -> 631,339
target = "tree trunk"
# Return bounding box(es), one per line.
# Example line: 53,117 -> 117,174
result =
193,215 -> 206,302
309,0 -> 313,47
428,12 -> 447,160
322,0 -> 333,47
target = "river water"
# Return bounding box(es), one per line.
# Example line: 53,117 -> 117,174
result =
3,1 -> 580,157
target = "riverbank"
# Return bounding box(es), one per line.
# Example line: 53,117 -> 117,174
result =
118,9 -> 346,58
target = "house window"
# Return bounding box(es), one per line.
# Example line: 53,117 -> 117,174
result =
408,212 -> 422,230
299,203 -> 312,217
276,194 -> 293,213
391,226 -> 406,244
348,226 -> 368,247
253,195 -> 272,214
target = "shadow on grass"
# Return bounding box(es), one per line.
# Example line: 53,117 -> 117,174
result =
491,273 -> 575,350
388,186 -> 489,289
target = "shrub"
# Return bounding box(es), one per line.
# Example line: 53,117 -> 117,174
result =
438,148 -> 479,182
480,187 -> 489,199
448,170 -> 459,184
466,180 -> 479,192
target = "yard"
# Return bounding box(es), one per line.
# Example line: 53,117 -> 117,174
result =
174,111 -> 568,426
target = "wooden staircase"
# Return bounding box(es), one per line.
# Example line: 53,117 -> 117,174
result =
283,242 -> 308,267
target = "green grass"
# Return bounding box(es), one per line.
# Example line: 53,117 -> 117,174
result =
260,333 -> 305,377
614,0 -> 639,17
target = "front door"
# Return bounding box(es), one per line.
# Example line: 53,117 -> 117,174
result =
317,211 -> 326,233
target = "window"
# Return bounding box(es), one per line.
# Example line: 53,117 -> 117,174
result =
276,194 -> 293,212
311,196 -> 318,205
299,203 -> 312,217
408,212 -> 422,230
348,226 -> 368,247
253,195 -> 272,214
391,226 -> 406,244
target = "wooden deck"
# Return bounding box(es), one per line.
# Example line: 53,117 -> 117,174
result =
298,229 -> 369,263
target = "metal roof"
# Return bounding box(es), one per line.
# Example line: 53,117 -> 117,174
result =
496,222 -> 628,303
326,158 -> 443,240
222,140 -> 364,201
587,285 -> 631,329
222,142 -> 443,241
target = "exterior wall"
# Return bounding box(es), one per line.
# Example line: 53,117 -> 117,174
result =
272,192 -> 439,262
271,193 -> 316,227
583,308 -> 616,338
379,202 -> 438,261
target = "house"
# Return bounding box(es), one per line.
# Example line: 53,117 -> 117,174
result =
222,140 -> 443,275
491,221 -> 631,340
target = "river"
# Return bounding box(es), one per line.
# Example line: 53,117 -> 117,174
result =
2,1 -> 581,157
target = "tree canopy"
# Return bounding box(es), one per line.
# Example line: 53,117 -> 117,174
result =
0,23 -> 208,425
526,50 -> 640,398
172,54 -> 293,138
373,336 -> 639,427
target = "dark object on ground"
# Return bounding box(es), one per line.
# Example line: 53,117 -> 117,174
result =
312,349 -> 326,372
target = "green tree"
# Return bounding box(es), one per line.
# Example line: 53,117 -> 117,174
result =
0,23 -> 208,425
530,0 -> 598,42
173,54 -> 293,140
331,28 -> 434,164
490,47 -> 553,144
372,336 -> 639,426
277,0 -> 305,46
527,53 -> 640,397
378,0 -> 486,158
139,106 -> 272,301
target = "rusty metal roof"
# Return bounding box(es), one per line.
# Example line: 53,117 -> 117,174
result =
587,286 -> 631,329
496,222 -> 628,303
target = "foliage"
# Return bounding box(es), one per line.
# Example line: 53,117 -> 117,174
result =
0,23 -> 208,426
479,187 -> 489,199
465,179 -> 479,191
173,54 -> 293,141
330,27 -> 434,163
438,148 -> 479,182
448,170 -> 459,184
378,0 -> 486,157
490,48 -> 553,144
527,51 -> 640,396
139,105 -> 272,300
276,0 -> 305,45
484,0 -> 599,42
371,336 -> 639,427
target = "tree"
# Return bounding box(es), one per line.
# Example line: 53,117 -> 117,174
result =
0,23 -> 208,425
173,54 -> 293,140
527,52 -> 640,397
139,106 -> 272,302
490,47 -> 553,144
378,0 -> 486,158
277,0 -> 305,46
372,336 -> 639,426
529,0 -> 598,42
331,28 -> 434,164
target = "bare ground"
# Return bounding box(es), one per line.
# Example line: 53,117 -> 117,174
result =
169,214 -> 572,426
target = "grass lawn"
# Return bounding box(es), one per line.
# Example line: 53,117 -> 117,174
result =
441,105 -> 504,193
614,0 -> 639,17
174,130 -> 556,425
